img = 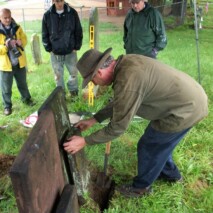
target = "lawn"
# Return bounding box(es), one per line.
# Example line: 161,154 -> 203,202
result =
0,3 -> 213,213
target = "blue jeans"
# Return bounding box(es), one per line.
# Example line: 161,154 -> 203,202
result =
0,66 -> 31,109
50,51 -> 78,93
133,123 -> 191,188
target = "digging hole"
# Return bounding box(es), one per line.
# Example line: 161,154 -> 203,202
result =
0,154 -> 16,178
88,170 -> 115,212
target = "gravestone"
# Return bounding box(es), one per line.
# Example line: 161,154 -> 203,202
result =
38,86 -> 90,197
83,7 -> 100,99
38,86 -> 71,144
10,110 -> 66,213
10,87 -> 89,212
31,33 -> 42,65
55,184 -> 79,213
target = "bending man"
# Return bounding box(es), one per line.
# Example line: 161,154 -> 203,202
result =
64,48 -> 208,198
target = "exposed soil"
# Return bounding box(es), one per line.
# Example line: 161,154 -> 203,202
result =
88,169 -> 115,212
0,154 -> 16,178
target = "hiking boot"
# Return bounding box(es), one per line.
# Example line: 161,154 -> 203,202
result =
157,173 -> 183,183
70,91 -> 78,102
70,91 -> 78,97
117,184 -> 152,198
4,108 -> 12,116
23,99 -> 36,106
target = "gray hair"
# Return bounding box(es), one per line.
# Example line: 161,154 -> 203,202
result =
129,0 -> 144,3
0,8 -> 11,17
100,55 -> 114,69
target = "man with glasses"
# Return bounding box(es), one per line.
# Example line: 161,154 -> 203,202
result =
124,0 -> 167,59
0,8 -> 35,116
42,0 -> 83,99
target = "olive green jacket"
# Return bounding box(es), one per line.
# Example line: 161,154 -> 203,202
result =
85,55 -> 208,145
123,3 -> 167,58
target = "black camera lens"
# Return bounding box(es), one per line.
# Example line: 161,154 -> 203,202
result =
11,47 -> 22,58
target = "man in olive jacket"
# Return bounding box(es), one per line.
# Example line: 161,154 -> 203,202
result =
63,48 -> 208,198
124,0 -> 167,58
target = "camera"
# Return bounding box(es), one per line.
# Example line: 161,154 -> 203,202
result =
10,46 -> 22,58
7,39 -> 23,58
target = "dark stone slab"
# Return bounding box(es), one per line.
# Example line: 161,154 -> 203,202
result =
38,87 -> 90,197
55,184 -> 80,213
38,86 -> 71,144
10,110 -> 65,213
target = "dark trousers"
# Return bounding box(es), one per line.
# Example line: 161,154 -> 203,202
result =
133,123 -> 191,188
0,66 -> 31,109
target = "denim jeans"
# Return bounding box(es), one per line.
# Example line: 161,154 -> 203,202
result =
133,123 -> 191,188
50,51 -> 78,93
0,66 -> 31,109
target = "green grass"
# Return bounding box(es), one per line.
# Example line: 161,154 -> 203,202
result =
0,5 -> 213,213
0,0 -> 6,5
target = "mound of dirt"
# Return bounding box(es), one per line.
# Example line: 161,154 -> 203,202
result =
0,154 -> 16,178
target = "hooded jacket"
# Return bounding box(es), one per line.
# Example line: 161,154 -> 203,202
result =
85,55 -> 208,145
0,19 -> 27,71
42,3 -> 83,55
123,3 -> 167,58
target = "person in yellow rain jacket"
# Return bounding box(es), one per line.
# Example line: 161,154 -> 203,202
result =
0,8 -> 35,116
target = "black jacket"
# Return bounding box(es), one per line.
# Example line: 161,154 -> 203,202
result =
42,3 -> 83,55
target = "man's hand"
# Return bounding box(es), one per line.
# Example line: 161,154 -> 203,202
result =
63,135 -> 86,154
5,39 -> 16,48
16,39 -> 22,46
75,117 -> 97,131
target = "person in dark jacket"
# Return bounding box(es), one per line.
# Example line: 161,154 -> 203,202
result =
42,0 -> 83,98
124,0 -> 167,58
63,48 -> 208,198
0,8 -> 35,116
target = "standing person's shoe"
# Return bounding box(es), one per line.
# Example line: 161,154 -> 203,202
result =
70,90 -> 78,97
157,173 -> 183,183
23,99 -> 36,106
70,91 -> 78,102
116,184 -> 152,198
4,108 -> 12,116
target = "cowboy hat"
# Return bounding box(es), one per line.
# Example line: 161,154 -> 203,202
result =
76,48 -> 112,88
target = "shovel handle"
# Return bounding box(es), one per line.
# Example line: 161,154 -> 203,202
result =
104,141 -> 111,175
105,141 -> 111,155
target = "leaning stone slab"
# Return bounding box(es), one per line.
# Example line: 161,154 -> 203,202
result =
55,184 -> 80,213
10,110 -> 65,213
38,86 -> 90,202
38,86 -> 71,143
